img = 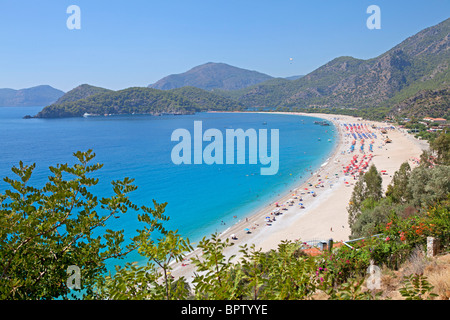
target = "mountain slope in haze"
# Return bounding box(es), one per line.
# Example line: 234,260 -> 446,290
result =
0,85 -> 64,107
229,17 -> 450,110
148,62 -> 274,91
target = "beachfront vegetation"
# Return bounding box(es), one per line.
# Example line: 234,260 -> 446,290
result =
347,164 -> 383,229
430,131 -> 450,165
1,148 -> 449,300
349,131 -> 450,239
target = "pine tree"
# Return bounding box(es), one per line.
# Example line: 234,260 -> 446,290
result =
348,165 -> 383,236
386,162 -> 412,203
430,131 -> 450,165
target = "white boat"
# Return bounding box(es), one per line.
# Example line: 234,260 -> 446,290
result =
83,112 -> 99,117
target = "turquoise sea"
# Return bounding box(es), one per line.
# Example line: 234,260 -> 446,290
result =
0,106 -> 337,267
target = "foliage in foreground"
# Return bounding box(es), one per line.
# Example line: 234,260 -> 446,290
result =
1,150 -> 449,300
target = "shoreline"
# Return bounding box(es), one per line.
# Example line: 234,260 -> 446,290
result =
168,112 -> 428,283
212,113 -> 339,241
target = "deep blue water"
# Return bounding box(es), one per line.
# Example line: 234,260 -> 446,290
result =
0,106 -> 337,266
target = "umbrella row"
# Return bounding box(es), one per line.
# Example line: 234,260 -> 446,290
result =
343,154 -> 373,176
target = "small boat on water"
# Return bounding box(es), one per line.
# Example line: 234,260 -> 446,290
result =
83,113 -> 99,117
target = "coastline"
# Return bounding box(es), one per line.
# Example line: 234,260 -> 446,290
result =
168,112 -> 428,284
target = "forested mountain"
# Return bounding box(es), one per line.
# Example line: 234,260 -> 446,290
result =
35,87 -> 199,118
221,18 -> 449,112
0,85 -> 64,107
390,86 -> 450,119
32,18 -> 449,119
53,84 -> 113,105
284,75 -> 304,80
34,86 -> 243,118
148,62 -> 273,91
169,86 -> 244,110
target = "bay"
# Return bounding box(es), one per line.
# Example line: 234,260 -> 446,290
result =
0,106 -> 337,267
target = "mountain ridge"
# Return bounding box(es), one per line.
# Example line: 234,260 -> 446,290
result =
0,85 -> 64,107
148,62 -> 274,91
30,17 -> 450,119
223,17 -> 450,111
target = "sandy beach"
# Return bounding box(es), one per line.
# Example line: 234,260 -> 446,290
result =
168,112 -> 428,283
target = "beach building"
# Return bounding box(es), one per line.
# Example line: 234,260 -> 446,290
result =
423,117 -> 447,124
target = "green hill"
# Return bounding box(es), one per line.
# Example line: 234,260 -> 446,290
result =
34,82 -> 246,118
52,84 -> 112,105
35,87 -> 202,118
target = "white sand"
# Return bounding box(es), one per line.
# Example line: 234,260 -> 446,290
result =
168,112 -> 428,283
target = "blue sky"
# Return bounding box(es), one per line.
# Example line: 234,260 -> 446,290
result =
0,0 -> 449,92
